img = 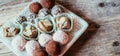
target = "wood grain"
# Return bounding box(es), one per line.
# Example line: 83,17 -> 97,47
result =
0,0 -> 120,56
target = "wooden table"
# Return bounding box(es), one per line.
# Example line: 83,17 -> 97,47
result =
0,0 -> 120,56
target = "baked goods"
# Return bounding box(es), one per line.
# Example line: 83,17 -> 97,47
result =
56,16 -> 71,30
2,22 -> 21,37
3,26 -> 20,37
37,19 -> 53,33
29,2 -> 42,14
51,5 -> 64,16
53,30 -> 69,45
16,16 -> 27,24
40,0 -> 55,9
32,49 -> 47,56
23,24 -> 38,39
27,13 -> 38,24
38,8 -> 50,17
1,1 -> 76,56
38,34 -> 52,47
12,36 -> 27,51
45,40 -> 61,56
25,40 -> 41,55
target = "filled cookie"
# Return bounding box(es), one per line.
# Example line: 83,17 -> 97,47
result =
37,19 -> 53,33
56,16 -> 71,30
22,23 -> 38,40
2,22 -> 20,37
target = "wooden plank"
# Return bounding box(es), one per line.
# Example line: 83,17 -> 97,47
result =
0,43 -> 12,54
0,52 -> 16,56
56,0 -> 120,56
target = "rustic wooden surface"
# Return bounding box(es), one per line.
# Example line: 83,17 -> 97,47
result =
0,0 -> 120,56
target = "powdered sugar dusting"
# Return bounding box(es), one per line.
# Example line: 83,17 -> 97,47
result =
25,40 -> 40,55
38,34 -> 52,47
12,36 -> 27,51
53,30 -> 69,45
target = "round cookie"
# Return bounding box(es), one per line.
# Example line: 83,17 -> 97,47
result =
45,40 -> 61,56
32,49 -> 47,56
38,34 -> 52,47
25,40 -> 41,55
38,8 -> 50,17
29,2 -> 42,14
40,0 -> 55,9
12,36 -> 27,51
51,5 -> 64,15
53,30 -> 69,45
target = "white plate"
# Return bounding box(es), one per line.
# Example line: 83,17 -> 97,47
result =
0,1 -> 88,56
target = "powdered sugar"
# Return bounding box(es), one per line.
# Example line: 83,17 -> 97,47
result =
25,40 -> 40,56
53,30 -> 69,45
38,34 -> 52,47
12,36 -> 27,51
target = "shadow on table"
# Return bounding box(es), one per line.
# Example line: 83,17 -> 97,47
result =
56,1 -> 101,56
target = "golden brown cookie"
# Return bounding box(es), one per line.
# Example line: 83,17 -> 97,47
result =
56,16 -> 71,29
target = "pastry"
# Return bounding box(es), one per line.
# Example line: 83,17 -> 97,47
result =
51,5 -> 64,15
29,2 -> 42,14
38,34 -> 52,47
16,16 -> 27,24
56,16 -> 71,29
45,40 -> 61,56
38,8 -> 50,17
12,36 -> 27,51
37,19 -> 53,33
23,24 -> 38,39
53,30 -> 69,45
3,27 -> 20,37
25,40 -> 41,55
27,13 -> 38,24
